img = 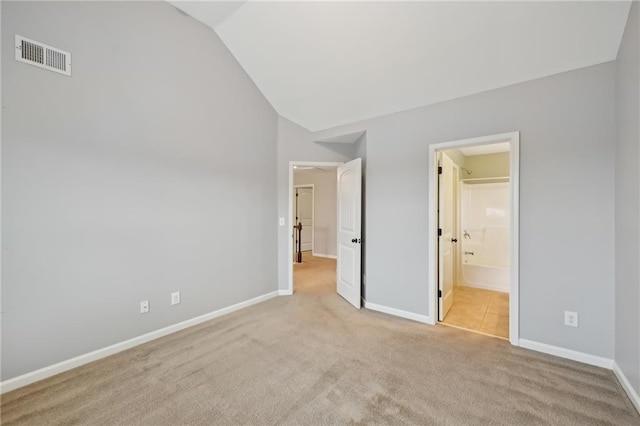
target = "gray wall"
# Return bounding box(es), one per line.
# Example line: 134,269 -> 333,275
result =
615,2 -> 640,396
313,63 -> 616,358
293,169 -> 337,257
1,1 -> 278,380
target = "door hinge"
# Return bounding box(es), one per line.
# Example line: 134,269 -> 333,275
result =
438,228 -> 442,237
438,166 -> 443,175
438,290 -> 442,298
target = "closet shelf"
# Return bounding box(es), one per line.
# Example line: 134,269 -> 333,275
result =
461,176 -> 510,184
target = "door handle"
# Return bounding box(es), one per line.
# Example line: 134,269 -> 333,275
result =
451,238 -> 458,243
351,238 -> 361,243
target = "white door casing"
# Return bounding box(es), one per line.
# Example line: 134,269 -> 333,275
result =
337,158 -> 362,308
295,186 -> 313,252
287,161 -> 344,295
427,131 -> 519,346
438,153 -> 455,321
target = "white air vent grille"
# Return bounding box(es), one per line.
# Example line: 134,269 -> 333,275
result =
15,35 -> 71,76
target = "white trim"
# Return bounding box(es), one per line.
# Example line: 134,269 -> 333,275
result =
363,300 -> 431,324
509,133 -> 520,345
293,184 -> 314,252
312,253 -> 337,259
613,361 -> 640,413
428,131 -> 520,346
459,283 -> 510,293
519,339 -> 613,369
278,289 -> 293,296
0,291 -> 280,394
288,161 -> 343,295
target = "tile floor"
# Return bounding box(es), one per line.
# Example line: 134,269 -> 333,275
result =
442,286 -> 509,339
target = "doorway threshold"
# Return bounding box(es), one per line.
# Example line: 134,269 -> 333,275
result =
438,322 -> 509,341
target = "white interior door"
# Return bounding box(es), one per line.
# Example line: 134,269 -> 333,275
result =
438,153 -> 455,321
337,158 -> 362,308
296,187 -> 313,252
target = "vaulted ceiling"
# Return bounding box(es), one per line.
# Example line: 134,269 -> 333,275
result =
172,1 -> 631,131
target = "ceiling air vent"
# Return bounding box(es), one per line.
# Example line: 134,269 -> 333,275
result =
15,35 -> 71,76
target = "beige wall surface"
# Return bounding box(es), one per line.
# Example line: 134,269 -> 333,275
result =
294,169 -> 338,257
464,153 -> 510,179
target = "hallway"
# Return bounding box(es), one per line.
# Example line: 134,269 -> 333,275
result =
293,252 -> 336,294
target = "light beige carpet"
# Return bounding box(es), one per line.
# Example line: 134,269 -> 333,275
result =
1,254 -> 638,425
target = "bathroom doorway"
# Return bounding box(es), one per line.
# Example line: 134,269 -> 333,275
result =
428,132 -> 519,345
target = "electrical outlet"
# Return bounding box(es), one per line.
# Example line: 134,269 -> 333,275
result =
171,291 -> 180,306
140,300 -> 149,314
564,311 -> 578,327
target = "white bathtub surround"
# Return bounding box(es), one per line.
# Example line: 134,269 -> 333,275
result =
461,182 -> 510,292
461,265 -> 510,293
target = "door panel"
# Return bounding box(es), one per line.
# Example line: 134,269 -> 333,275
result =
337,158 -> 362,308
438,153 -> 455,321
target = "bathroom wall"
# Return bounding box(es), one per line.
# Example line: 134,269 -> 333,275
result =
443,149 -> 467,170
464,153 -> 510,179
460,182 -> 510,292
441,150 -> 509,179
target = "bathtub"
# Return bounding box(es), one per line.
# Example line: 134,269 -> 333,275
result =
461,263 -> 509,292
461,242 -> 510,292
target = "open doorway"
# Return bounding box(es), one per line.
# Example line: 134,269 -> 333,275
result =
293,184 -> 314,258
428,132 -> 520,345
287,160 -> 362,308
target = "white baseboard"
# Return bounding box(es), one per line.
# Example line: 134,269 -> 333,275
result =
519,339 -> 613,369
363,300 -> 431,324
613,361 -> 640,414
0,290 -> 280,394
278,289 -> 293,296
311,252 -> 337,259
460,283 -> 509,293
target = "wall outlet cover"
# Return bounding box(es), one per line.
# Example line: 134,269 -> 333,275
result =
564,311 -> 578,327
171,291 -> 181,305
140,300 -> 150,314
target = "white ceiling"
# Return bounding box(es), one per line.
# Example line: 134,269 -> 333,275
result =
173,1 -> 631,132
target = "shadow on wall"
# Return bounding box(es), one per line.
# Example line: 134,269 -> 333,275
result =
314,141 -> 359,158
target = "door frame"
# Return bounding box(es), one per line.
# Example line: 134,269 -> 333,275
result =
427,132 -> 520,346
288,161 -> 344,294
293,184 -> 315,254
